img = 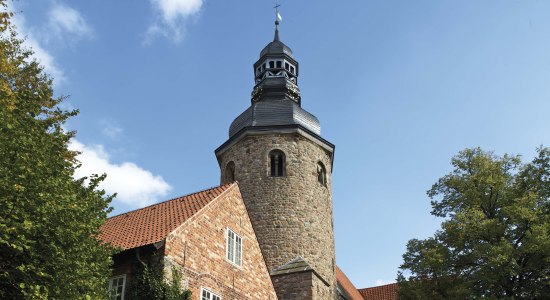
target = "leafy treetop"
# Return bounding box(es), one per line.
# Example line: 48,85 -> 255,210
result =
0,1 -> 114,298
398,147 -> 550,299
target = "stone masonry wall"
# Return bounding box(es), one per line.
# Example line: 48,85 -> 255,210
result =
217,132 -> 337,298
272,272 -> 313,300
272,271 -> 334,300
164,185 -> 277,299
312,272 -> 333,300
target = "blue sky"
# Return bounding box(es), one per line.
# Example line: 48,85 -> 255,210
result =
11,0 -> 550,289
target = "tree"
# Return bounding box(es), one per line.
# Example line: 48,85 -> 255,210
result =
398,148 -> 550,299
0,2 -> 114,299
129,256 -> 192,300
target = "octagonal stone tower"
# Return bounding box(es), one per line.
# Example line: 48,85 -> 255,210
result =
215,22 -> 336,300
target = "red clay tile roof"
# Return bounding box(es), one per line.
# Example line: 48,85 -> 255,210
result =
98,183 -> 234,250
358,283 -> 398,300
336,266 -> 364,300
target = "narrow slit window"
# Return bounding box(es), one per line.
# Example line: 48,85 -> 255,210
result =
269,61 -> 275,68
224,161 -> 235,183
317,162 -> 327,186
276,61 -> 282,68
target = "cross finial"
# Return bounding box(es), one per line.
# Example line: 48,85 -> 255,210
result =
274,2 -> 281,25
273,1 -> 282,41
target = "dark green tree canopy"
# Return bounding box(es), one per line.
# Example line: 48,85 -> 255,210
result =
398,148 -> 550,299
0,2 -> 114,298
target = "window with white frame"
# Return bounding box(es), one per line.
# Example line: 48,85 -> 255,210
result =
109,275 -> 126,300
226,228 -> 242,267
201,288 -> 221,300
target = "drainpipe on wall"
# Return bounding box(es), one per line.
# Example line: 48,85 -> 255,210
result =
135,247 -> 146,267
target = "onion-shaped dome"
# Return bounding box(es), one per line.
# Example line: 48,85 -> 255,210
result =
260,39 -> 293,58
260,27 -> 293,58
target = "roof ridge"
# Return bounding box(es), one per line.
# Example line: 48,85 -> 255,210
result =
272,255 -> 309,270
99,183 -> 239,250
358,282 -> 398,291
107,183 -> 234,219
165,182 -> 238,238
335,266 -> 364,300
270,255 -> 313,276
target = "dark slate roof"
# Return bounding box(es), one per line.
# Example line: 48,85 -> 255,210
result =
229,100 -> 321,137
260,39 -> 293,57
270,256 -> 313,276
98,184 -> 235,250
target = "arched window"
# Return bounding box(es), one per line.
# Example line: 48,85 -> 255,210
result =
224,161 -> 235,183
269,150 -> 285,177
317,162 -> 327,186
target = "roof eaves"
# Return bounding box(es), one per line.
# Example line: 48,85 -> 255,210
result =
165,182 -> 238,240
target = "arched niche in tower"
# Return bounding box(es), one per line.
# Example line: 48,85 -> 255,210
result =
317,161 -> 327,187
268,149 -> 285,177
224,161 -> 236,183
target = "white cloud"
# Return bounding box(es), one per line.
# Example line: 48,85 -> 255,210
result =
10,11 -> 66,84
154,0 -> 203,22
146,0 -> 204,43
70,139 -> 172,208
4,1 -> 94,85
374,279 -> 396,286
7,1 -> 93,85
48,2 -> 93,42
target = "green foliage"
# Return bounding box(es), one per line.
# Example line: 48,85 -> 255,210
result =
0,2 -> 114,299
398,148 -> 550,299
130,261 -> 191,300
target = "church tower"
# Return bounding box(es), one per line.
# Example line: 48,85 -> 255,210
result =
215,18 -> 336,299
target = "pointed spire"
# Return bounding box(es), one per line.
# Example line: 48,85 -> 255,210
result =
274,24 -> 280,42
274,3 -> 282,42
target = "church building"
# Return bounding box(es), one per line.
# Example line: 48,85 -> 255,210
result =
99,16 -> 377,300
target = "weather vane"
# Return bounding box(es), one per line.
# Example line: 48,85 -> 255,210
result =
274,1 -> 282,26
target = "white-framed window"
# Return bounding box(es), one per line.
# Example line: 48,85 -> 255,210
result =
201,288 -> 221,300
226,228 -> 242,267
109,274 -> 126,300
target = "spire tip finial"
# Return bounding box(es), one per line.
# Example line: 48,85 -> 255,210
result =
274,26 -> 279,42
274,2 -> 282,41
